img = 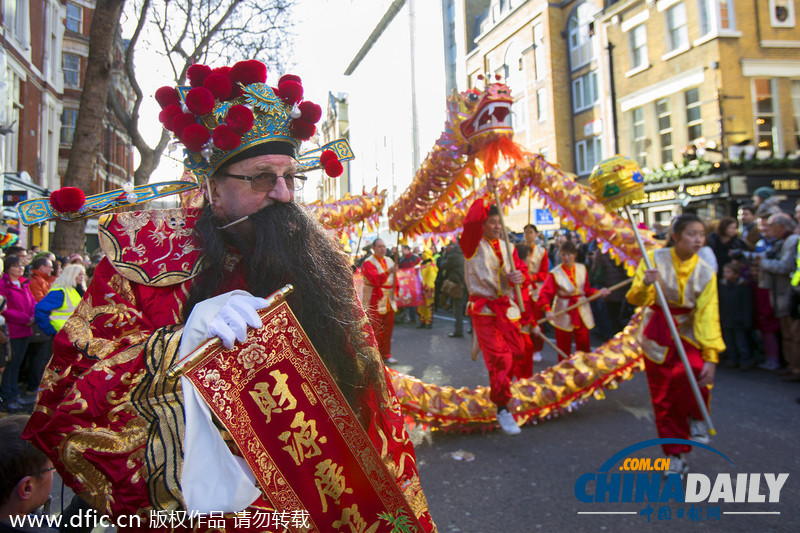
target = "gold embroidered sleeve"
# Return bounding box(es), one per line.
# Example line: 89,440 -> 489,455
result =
626,252 -> 656,308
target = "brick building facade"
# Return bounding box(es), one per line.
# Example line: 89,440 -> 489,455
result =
1,0 -> 134,249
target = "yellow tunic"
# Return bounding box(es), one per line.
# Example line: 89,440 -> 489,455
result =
627,248 -> 724,364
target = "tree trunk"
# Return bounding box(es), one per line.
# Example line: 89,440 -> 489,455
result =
51,0 -> 126,256
132,129 -> 170,186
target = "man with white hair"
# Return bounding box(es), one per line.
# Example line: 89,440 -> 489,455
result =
757,213 -> 800,381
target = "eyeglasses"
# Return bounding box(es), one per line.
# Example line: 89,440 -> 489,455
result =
220,172 -> 307,192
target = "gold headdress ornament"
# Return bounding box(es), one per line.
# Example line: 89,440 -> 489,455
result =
16,59 -> 354,225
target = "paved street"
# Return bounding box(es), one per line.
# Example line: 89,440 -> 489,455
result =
394,313 -> 800,533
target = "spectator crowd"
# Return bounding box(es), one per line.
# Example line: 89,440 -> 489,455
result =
0,247 -> 101,413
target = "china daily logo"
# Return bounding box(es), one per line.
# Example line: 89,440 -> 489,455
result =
574,439 -> 789,522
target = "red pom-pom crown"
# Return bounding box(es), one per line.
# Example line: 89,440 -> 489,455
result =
181,124 -> 211,153
185,87 -> 215,115
166,64 -> 327,154
158,104 -> 182,131
230,60 -> 267,86
319,149 -> 338,166
212,125 -> 241,151
172,113 -> 197,137
325,159 -> 344,178
187,64 -> 211,87
50,187 -> 86,213
279,74 -> 302,84
212,66 -> 231,77
278,80 -> 303,105
203,73 -> 232,100
290,120 -> 315,141
155,86 -> 180,108
225,105 -> 254,135
298,101 -> 322,123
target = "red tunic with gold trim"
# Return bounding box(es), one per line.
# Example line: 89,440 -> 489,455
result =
23,208 -> 435,532
522,244 -> 549,357
460,197 -> 527,407
361,255 -> 396,359
539,263 -> 598,356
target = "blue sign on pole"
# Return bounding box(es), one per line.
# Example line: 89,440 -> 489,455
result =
535,209 -> 554,226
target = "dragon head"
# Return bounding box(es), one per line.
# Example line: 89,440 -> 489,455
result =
446,83 -> 513,153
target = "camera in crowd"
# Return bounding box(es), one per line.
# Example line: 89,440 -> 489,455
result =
729,249 -> 765,263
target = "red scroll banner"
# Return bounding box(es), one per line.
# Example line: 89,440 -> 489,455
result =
181,298 -> 424,533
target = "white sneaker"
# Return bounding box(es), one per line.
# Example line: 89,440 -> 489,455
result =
664,455 -> 689,479
689,419 -> 710,444
533,352 -> 542,362
496,409 -> 521,435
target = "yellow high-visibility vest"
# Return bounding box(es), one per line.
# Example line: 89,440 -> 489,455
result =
792,238 -> 800,287
49,287 -> 82,332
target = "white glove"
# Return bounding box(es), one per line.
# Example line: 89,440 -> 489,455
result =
206,294 -> 270,349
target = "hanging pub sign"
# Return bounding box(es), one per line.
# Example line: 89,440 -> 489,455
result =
3,190 -> 27,206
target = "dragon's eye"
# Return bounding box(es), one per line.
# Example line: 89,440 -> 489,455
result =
468,93 -> 479,102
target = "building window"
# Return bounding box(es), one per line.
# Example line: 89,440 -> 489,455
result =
769,0 -> 795,27
66,2 -> 82,33
537,88 -> 546,121
512,98 -> 527,132
632,107 -> 647,168
699,0 -> 735,35
629,25 -> 648,70
63,54 -> 80,87
576,136 -> 602,174
685,88 -> 703,142
753,78 -> 778,153
572,71 -> 599,113
61,108 -> 78,144
792,80 -> 800,151
657,98 -> 673,164
665,3 -> 689,51
568,3 -> 596,70
3,0 -> 30,46
3,70 -> 21,171
533,22 -> 545,80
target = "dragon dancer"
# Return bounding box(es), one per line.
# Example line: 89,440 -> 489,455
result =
461,177 -> 528,436
626,214 -> 724,476
522,223 -> 549,367
540,241 -> 609,358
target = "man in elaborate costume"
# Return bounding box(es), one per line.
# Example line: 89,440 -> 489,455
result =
461,178 -> 527,435
362,238 -> 398,364
23,60 -> 435,532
